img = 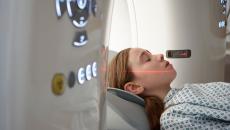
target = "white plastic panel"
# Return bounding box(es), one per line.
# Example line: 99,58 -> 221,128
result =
0,0 -> 114,130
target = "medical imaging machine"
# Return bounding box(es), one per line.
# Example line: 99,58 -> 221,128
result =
0,0 -> 229,130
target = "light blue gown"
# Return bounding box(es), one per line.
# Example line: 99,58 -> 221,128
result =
160,82 -> 230,130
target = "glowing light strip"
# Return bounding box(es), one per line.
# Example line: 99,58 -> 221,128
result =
73,40 -> 88,47
73,20 -> 88,28
66,0 -> 73,17
56,0 -> 62,17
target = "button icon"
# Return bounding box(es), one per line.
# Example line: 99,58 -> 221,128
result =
72,31 -> 88,47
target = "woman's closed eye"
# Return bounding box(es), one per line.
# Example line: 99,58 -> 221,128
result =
139,50 -> 152,63
143,55 -> 151,62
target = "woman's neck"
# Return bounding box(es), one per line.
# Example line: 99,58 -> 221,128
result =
144,85 -> 171,101
157,87 -> 171,101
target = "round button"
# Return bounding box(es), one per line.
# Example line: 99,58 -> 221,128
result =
78,67 -> 85,84
85,64 -> 92,80
52,73 -> 65,96
68,71 -> 75,88
92,62 -> 97,77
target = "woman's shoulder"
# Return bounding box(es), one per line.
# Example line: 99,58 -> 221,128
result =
184,81 -> 229,87
177,82 -> 230,93
160,104 -> 194,129
164,82 -> 230,109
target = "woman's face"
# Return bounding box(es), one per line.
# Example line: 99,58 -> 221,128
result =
128,48 -> 177,94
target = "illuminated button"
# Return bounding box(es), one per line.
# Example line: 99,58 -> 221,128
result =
55,0 -> 66,18
52,73 -> 65,96
85,64 -> 92,80
218,20 -> 226,28
72,18 -> 88,28
67,0 -> 89,28
91,0 -> 97,16
67,0 -> 74,17
77,0 -> 87,10
220,0 -> 227,5
72,31 -> 88,47
92,62 -> 97,77
68,71 -> 75,88
77,67 -> 85,84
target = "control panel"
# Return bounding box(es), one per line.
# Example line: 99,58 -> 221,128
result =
53,0 -> 101,96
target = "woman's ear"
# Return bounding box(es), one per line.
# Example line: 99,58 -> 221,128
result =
123,82 -> 144,95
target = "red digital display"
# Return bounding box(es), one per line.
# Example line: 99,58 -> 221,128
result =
166,49 -> 191,58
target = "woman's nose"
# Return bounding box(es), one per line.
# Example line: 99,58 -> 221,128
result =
156,54 -> 164,61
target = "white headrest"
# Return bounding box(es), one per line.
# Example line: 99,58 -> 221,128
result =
106,87 -> 149,130
107,87 -> 145,107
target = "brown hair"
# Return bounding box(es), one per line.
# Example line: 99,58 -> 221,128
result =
108,48 -> 164,130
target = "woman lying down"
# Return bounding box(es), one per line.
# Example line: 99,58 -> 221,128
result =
108,48 -> 230,130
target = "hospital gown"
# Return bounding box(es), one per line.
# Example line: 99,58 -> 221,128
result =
160,82 -> 230,130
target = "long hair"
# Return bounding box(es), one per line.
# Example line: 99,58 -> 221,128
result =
108,48 -> 164,130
